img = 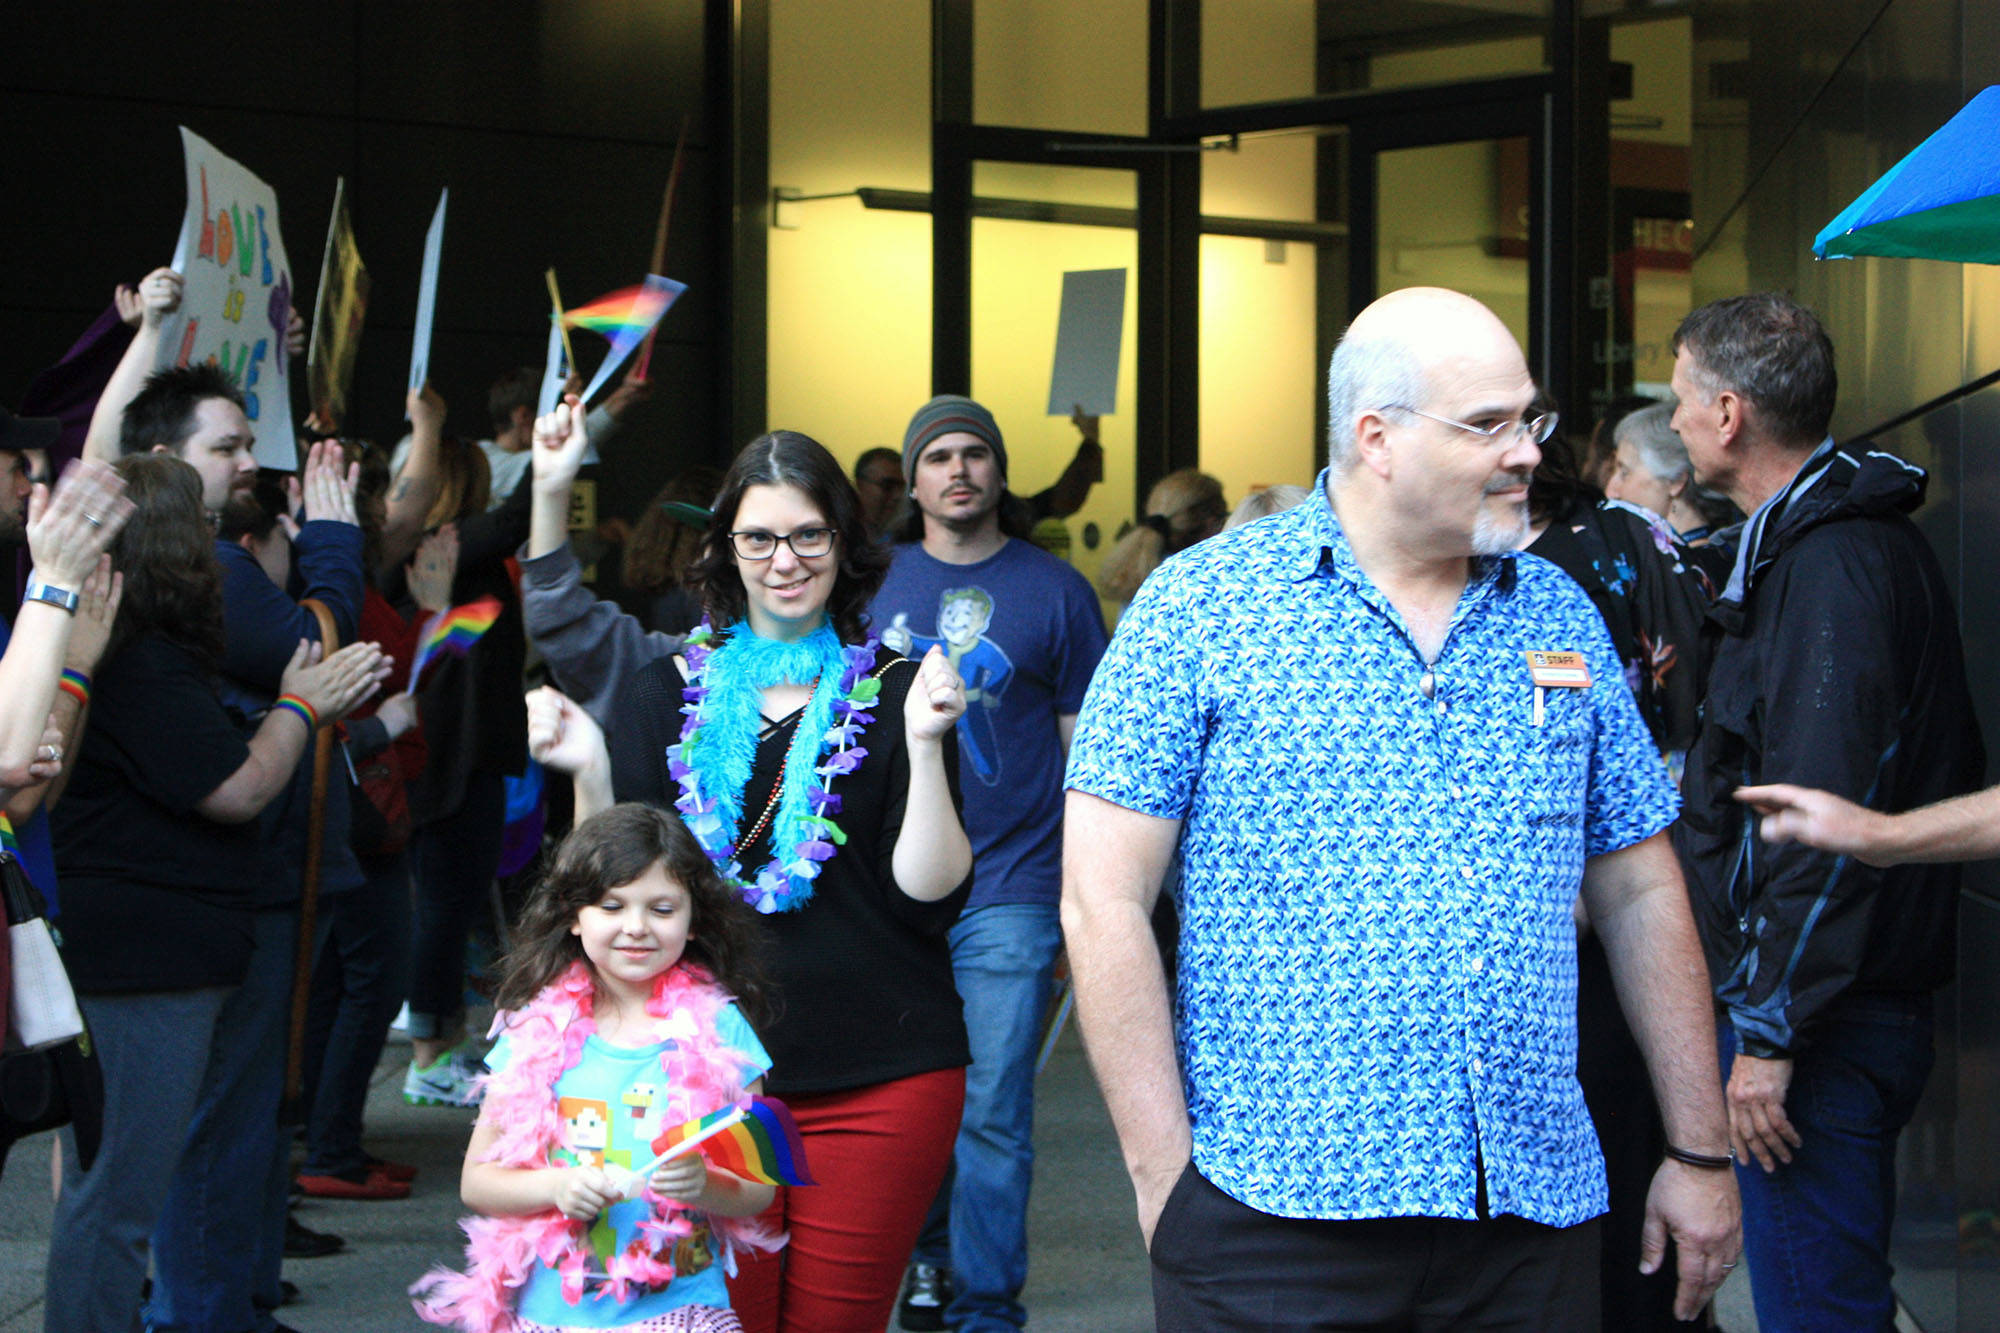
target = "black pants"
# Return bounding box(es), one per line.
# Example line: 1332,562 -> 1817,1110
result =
1149,1166 -> 1601,1333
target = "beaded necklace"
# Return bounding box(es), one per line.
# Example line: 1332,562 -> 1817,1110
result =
668,619 -> 883,913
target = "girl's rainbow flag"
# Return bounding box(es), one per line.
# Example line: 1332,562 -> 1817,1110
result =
408,596 -> 503,690
650,1095 -> 815,1187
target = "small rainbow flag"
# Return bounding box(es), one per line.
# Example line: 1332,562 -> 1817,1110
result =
560,275 -> 684,404
408,596 -> 503,690
650,1095 -> 815,1188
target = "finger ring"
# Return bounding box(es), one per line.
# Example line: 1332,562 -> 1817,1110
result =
1721,1263 -> 1737,1271
85,513 -> 103,528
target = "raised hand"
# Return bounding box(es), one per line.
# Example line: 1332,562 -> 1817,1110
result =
602,369 -> 654,420
299,437 -> 360,526
531,393 -> 590,493
280,639 -> 391,725
408,525 -> 460,614
525,685 -> 608,776
407,381 -> 446,438
29,460 -> 134,591
905,645 -> 966,745
135,268 -> 183,329
65,555 -> 124,676
1071,402 -> 1101,444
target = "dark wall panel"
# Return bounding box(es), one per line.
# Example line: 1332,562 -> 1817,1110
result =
0,0 -> 724,512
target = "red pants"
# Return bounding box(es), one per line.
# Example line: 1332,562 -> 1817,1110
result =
727,1067 -> 965,1333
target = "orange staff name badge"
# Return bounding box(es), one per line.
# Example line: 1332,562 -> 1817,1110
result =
1524,651 -> 1590,728
1524,651 -> 1592,689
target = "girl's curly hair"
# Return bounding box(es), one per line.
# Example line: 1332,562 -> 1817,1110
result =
492,803 -> 771,1027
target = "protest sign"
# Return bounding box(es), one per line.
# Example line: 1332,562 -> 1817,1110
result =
1046,268 -> 1126,417
161,127 -> 297,469
307,177 -> 370,433
408,188 -> 447,399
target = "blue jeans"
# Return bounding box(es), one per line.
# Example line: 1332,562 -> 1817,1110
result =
147,908 -> 299,1333
407,770 -> 506,1039
46,987 -> 233,1333
302,852 -> 413,1175
1718,994 -> 1934,1333
912,902 -> 1063,1331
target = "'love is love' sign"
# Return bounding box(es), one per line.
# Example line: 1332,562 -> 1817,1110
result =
161,127 -> 296,469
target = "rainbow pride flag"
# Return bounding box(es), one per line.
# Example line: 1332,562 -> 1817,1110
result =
408,596 -> 503,690
651,1095 -> 815,1188
560,275 -> 684,404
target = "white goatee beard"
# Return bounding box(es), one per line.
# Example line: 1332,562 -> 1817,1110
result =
1471,497 -> 1531,555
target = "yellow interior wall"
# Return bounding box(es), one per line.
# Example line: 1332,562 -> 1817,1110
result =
770,0 -> 1322,546
1199,234 -> 1321,500
1202,0 -> 1318,106
974,0 -> 1148,135
1375,139 -> 1532,350
1197,4 -> 1321,506
970,212 -> 1138,594
768,0 -> 932,461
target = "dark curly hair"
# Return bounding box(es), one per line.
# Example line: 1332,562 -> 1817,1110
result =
492,803 -> 770,1027
118,362 -> 245,456
685,430 -> 889,643
107,454 -> 226,666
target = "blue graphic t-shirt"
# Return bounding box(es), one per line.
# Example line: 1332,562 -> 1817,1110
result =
871,539 -> 1106,908
486,1003 -> 770,1327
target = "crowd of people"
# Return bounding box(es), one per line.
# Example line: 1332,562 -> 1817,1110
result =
0,260 -> 1979,1333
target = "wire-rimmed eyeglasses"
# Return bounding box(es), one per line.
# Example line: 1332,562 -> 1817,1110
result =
729,527 -> 837,560
1381,405 -> 1560,445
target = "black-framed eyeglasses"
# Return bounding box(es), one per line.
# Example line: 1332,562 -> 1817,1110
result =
728,527 -> 837,560
1381,405 -> 1560,445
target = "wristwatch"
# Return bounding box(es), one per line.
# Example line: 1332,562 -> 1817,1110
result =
23,578 -> 79,614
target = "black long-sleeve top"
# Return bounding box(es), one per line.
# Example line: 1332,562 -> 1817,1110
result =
606,649 -> 972,1095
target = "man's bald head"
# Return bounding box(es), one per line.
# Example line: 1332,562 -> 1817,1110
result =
1325,287 -> 1528,470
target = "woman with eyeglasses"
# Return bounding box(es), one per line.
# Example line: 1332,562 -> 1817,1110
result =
524,413 -> 974,1333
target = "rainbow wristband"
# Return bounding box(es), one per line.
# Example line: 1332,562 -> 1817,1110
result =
273,694 -> 319,731
58,668 -> 90,708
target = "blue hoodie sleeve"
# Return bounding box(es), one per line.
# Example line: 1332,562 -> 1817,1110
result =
217,520 -> 365,694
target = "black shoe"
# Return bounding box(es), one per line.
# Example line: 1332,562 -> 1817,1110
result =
898,1261 -> 951,1332
283,1214 -> 345,1258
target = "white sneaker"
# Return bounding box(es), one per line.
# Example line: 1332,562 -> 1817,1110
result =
401,1044 -> 484,1107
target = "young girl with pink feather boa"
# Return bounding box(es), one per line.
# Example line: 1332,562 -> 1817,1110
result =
413,804 -> 782,1333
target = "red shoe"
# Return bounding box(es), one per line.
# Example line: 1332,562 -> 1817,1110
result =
297,1170 -> 411,1200
363,1154 -> 419,1183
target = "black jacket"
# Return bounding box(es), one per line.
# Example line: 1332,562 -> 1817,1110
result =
1674,443 -> 1983,1058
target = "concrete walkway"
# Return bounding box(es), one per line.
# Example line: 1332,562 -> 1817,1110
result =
0,1023 -> 1153,1332
0,1021 -> 1763,1331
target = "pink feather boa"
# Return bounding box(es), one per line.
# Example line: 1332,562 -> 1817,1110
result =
410,962 -> 781,1332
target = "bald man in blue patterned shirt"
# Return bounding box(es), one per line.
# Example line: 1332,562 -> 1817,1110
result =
1061,287 -> 1739,1331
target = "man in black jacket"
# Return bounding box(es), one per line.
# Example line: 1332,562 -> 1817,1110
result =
1670,292 -> 1983,1332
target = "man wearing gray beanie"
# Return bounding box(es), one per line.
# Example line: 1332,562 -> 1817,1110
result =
901,394 -> 1009,490
879,393 -> 1108,1332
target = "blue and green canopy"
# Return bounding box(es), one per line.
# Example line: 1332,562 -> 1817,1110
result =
1815,85 -> 2000,264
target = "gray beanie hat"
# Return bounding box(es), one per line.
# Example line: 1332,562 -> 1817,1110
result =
901,395 -> 1007,482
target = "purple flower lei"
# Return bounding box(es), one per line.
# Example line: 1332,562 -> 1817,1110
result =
668,620 -> 883,913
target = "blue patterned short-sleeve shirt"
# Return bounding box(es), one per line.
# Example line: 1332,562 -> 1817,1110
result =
1065,475 -> 1677,1227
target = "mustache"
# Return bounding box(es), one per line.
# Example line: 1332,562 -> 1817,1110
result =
1484,470 -> 1533,494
